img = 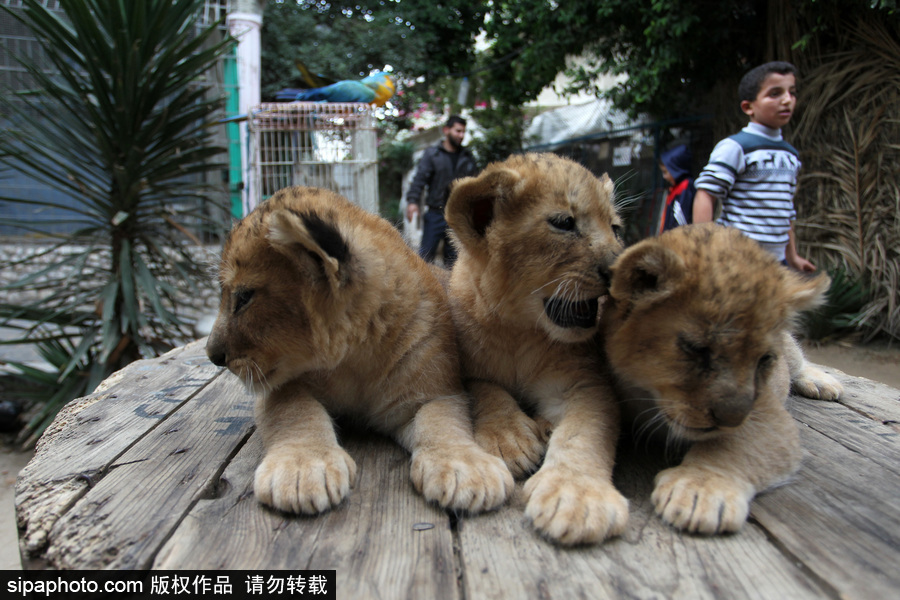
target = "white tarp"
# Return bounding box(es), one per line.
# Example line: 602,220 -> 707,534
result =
525,99 -> 645,149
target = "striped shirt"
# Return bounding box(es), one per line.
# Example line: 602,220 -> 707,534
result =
695,122 -> 800,261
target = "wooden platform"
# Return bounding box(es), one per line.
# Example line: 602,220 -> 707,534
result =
15,339 -> 900,598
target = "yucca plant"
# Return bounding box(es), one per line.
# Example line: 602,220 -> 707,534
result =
0,0 -> 234,444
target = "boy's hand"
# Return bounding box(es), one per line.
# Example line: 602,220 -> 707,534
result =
786,225 -> 815,272
787,254 -> 816,273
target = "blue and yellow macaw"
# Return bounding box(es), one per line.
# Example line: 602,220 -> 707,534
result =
218,63 -> 396,125
274,62 -> 395,107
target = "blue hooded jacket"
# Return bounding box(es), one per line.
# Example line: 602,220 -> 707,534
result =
660,144 -> 696,231
661,144 -> 692,184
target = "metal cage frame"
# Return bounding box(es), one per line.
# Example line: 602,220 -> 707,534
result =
248,102 -> 379,214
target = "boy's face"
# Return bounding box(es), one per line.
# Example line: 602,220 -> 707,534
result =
659,162 -> 675,186
741,72 -> 797,129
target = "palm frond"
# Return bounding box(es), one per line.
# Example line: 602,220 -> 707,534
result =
791,18 -> 900,341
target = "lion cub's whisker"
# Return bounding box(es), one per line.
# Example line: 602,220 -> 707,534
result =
604,223 -> 835,534
444,153 -> 627,545
205,185 -> 513,518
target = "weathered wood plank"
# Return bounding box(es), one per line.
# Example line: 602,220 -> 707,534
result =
751,408 -> 900,600
40,372 -> 255,569
457,446 -> 828,600
15,339 -> 221,564
15,341 -> 900,600
824,368 -> 900,427
790,396 -> 900,477
153,430 -> 459,600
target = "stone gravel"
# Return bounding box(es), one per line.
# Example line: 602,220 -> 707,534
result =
0,242 -> 224,372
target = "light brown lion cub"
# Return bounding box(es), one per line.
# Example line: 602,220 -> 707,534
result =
206,186 -> 512,515
445,153 -> 628,545
603,223 -> 833,534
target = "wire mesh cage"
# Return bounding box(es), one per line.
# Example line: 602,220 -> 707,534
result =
249,102 -> 379,214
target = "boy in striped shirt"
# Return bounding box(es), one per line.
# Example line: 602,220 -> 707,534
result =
693,61 -> 816,272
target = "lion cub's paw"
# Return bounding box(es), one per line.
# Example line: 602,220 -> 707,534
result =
411,445 -> 514,513
475,411 -> 550,479
652,466 -> 755,534
254,446 -> 357,515
792,365 -> 843,401
523,467 -> 629,545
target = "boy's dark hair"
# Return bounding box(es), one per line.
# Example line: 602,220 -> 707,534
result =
445,115 -> 467,129
738,61 -> 798,102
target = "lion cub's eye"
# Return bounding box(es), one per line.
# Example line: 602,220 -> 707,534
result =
757,352 -> 776,372
678,336 -> 713,372
612,224 -> 623,240
233,288 -> 255,314
549,214 -> 576,232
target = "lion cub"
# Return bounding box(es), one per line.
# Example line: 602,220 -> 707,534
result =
445,154 -> 629,545
206,187 -> 512,515
604,223 -> 835,534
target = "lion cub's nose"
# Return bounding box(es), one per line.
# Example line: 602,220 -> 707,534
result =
208,351 -> 227,367
711,394 -> 754,428
598,265 -> 612,288
206,337 -> 227,367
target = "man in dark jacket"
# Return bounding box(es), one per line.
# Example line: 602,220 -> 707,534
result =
405,115 -> 477,267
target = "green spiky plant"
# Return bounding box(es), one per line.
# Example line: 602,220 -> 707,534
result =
800,267 -> 871,342
0,0 -> 234,445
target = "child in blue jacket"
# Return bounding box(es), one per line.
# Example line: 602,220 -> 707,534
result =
658,143 -> 695,234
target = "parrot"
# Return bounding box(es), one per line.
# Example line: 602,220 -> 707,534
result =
274,61 -> 395,107
218,62 -> 395,125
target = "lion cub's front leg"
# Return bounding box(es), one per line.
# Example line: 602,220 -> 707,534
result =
254,388 -> 357,514
651,393 -> 801,534
783,332 -> 843,400
403,396 -> 514,513
522,389 -> 628,545
470,380 -> 550,478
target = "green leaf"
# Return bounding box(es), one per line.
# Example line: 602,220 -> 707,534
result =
0,0 -> 235,444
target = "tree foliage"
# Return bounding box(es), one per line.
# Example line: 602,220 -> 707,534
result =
261,0 -> 487,102
466,105 -> 529,169
262,1 -> 899,120
482,0 -> 898,119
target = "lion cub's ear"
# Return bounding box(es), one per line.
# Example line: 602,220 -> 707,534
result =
783,271 -> 831,315
267,209 -> 349,287
598,173 -> 616,203
445,167 -> 522,256
610,240 -> 686,308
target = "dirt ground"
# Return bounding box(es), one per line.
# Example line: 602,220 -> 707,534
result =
802,339 -> 900,389
0,448 -> 32,570
0,340 -> 897,570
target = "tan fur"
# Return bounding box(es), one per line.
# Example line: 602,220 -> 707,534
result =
784,332 -> 843,400
206,186 -> 512,515
446,154 -> 628,545
603,223 -> 832,534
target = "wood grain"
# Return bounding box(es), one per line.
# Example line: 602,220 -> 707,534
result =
457,446 -> 828,600
14,356 -> 900,600
752,406 -> 900,600
825,366 -> 900,426
15,340 -> 221,565
40,371 -> 255,569
791,395 -> 900,477
154,430 -> 459,599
